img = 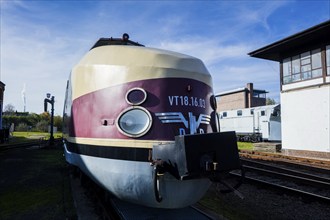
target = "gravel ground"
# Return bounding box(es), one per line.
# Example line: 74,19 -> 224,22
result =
70,175 -> 101,220
199,180 -> 330,220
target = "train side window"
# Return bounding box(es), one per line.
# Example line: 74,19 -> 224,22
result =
261,110 -> 265,116
222,112 -> 227,117
237,110 -> 242,116
250,109 -> 254,115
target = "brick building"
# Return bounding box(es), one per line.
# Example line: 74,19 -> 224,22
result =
215,83 -> 267,112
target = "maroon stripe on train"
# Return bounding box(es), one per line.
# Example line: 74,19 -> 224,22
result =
68,78 -> 213,140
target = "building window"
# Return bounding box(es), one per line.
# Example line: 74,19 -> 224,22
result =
327,45 -> 330,75
253,92 -> 266,98
261,110 -> 265,116
237,110 -> 242,116
282,48 -> 323,84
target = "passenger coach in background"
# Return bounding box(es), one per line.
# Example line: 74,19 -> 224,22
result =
218,104 -> 281,142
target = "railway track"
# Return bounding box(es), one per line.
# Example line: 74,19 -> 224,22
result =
231,158 -> 330,204
72,167 -> 218,220
0,140 -> 44,151
0,138 -> 63,152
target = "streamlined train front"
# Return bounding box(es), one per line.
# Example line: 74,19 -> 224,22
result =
63,34 -> 240,209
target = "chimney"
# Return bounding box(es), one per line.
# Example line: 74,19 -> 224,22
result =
247,83 -> 253,108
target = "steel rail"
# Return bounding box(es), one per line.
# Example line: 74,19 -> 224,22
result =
0,141 -> 43,151
0,138 -> 63,152
242,165 -> 330,189
230,172 -> 330,204
241,158 -> 330,179
238,158 -> 330,202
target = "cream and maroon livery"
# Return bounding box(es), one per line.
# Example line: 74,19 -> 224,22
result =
63,36 -> 240,209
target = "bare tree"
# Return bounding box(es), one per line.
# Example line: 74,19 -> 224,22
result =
4,104 -> 15,113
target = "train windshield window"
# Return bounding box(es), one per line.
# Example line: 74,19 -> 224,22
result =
237,110 -> 242,116
261,110 -> 265,116
250,109 -> 254,115
271,110 -> 280,117
222,112 -> 227,117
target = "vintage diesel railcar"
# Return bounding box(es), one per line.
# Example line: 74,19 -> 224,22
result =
63,34 -> 240,209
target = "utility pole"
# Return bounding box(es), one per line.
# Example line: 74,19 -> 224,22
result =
44,93 -> 55,146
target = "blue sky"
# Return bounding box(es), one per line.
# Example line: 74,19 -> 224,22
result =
1,0 -> 329,115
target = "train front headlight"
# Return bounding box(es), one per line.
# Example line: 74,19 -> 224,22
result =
117,107 -> 152,137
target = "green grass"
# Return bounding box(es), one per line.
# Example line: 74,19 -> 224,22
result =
0,187 -> 59,218
12,131 -> 62,139
237,142 -> 254,150
5,132 -> 63,144
0,148 -> 76,219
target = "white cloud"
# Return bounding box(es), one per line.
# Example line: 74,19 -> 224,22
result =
1,0 -> 328,115
158,38 -> 252,66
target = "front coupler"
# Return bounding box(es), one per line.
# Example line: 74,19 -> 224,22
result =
151,131 -> 243,202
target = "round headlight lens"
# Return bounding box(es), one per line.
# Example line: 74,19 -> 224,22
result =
117,107 -> 152,137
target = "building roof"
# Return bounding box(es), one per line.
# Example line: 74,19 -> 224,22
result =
215,87 -> 267,97
215,87 -> 246,96
0,81 -> 5,90
248,20 -> 330,61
